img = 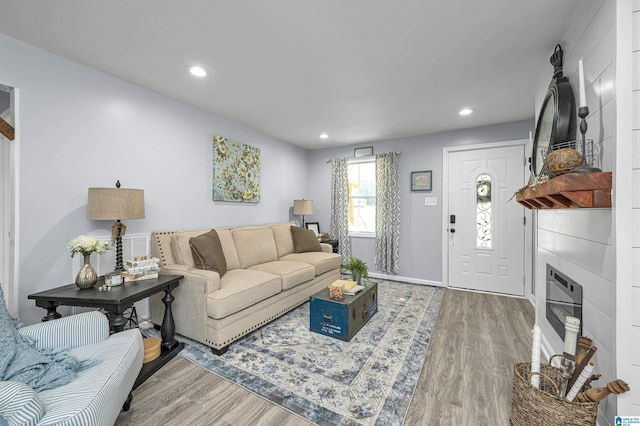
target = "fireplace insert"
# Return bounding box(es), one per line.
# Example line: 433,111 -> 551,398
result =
545,264 -> 583,339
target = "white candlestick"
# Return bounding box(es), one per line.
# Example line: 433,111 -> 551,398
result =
530,324 -> 542,389
566,361 -> 595,401
578,58 -> 587,108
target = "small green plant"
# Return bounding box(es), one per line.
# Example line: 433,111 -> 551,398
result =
341,256 -> 369,280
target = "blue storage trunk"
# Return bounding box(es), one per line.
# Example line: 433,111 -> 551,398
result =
309,281 -> 377,341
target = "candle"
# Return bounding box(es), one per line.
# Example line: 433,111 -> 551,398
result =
564,316 -> 580,356
566,361 -> 595,401
578,58 -> 587,108
530,324 -> 542,389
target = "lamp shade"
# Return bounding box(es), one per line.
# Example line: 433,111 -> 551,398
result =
87,187 -> 145,220
293,199 -> 313,215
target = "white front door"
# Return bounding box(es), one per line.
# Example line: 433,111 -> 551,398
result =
447,144 -> 525,296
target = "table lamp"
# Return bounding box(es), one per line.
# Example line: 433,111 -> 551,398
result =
87,181 -> 145,271
293,199 -> 313,227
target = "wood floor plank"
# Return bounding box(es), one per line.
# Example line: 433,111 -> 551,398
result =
115,287 -> 534,426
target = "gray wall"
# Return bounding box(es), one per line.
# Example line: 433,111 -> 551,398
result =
0,30 -> 532,326
0,90 -> 9,113
0,33 -> 311,325
307,120 -> 532,283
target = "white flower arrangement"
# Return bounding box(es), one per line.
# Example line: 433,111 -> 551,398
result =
67,235 -> 110,257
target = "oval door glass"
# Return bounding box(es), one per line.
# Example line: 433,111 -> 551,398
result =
476,174 -> 492,249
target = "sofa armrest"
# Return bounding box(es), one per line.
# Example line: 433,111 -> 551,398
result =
17,311 -> 109,349
150,266 -> 221,344
320,243 -> 332,253
161,265 -> 221,294
0,381 -> 44,425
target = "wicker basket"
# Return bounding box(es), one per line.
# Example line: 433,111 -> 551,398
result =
510,361 -> 598,426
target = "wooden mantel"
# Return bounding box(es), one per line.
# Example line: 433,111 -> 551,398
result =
516,172 -> 612,210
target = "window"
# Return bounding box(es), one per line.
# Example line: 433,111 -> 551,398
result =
476,173 -> 492,248
348,160 -> 376,234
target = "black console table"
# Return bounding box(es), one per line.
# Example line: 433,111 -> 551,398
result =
324,239 -> 339,253
28,274 -> 185,391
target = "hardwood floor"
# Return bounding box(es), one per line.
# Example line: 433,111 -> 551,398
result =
115,288 -> 534,426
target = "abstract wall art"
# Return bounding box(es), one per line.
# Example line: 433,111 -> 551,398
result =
213,135 -> 261,203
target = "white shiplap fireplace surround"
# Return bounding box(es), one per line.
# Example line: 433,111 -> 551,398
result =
531,0 -> 640,423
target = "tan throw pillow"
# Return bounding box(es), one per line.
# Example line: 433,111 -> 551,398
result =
189,229 -> 227,276
291,226 -> 322,253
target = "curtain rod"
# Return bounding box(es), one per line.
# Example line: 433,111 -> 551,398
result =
325,152 -> 401,163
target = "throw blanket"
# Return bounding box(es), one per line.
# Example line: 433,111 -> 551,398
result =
0,288 -> 98,392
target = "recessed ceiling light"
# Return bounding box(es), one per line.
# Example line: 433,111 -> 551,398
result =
459,108 -> 474,116
187,65 -> 208,77
319,133 -> 329,140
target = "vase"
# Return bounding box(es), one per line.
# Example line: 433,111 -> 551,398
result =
353,273 -> 362,285
76,254 -> 98,289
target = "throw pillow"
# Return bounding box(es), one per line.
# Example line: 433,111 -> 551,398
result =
190,229 -> 227,277
291,226 -> 322,253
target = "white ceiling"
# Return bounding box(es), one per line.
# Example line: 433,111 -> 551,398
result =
0,1 -> 580,149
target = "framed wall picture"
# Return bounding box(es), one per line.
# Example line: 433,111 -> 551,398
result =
213,135 -> 261,203
411,170 -> 432,191
305,222 -> 320,237
354,146 -> 374,157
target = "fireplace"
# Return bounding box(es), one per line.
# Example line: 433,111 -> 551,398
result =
545,264 -> 583,339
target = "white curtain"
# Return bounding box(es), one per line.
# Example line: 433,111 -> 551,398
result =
375,152 -> 401,273
329,158 -> 351,264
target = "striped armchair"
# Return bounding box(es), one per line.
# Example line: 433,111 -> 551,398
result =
0,311 -> 143,426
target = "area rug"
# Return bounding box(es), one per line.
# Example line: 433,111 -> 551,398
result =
164,280 -> 444,425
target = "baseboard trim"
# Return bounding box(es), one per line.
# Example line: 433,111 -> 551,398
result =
368,272 -> 444,288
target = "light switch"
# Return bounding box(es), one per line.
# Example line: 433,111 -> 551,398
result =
424,197 -> 437,206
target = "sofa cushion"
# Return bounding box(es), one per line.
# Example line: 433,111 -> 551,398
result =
291,226 -> 322,253
38,329 -> 143,426
270,223 -> 295,258
190,229 -> 227,277
248,261 -> 315,290
172,230 -> 209,267
207,269 -> 281,319
280,252 -> 342,276
232,227 -> 278,268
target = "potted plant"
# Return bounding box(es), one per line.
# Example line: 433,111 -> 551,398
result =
341,256 -> 368,285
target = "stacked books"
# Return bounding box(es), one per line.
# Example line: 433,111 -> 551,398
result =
122,256 -> 159,282
344,285 -> 365,295
332,279 -> 357,291
329,279 -> 361,299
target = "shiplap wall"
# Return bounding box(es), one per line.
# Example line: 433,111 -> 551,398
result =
631,0 -> 640,415
534,1 -> 617,424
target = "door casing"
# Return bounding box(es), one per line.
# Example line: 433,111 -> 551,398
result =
442,139 -> 532,297
0,85 -> 19,316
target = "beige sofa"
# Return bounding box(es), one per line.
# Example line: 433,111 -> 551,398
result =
149,223 -> 342,354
